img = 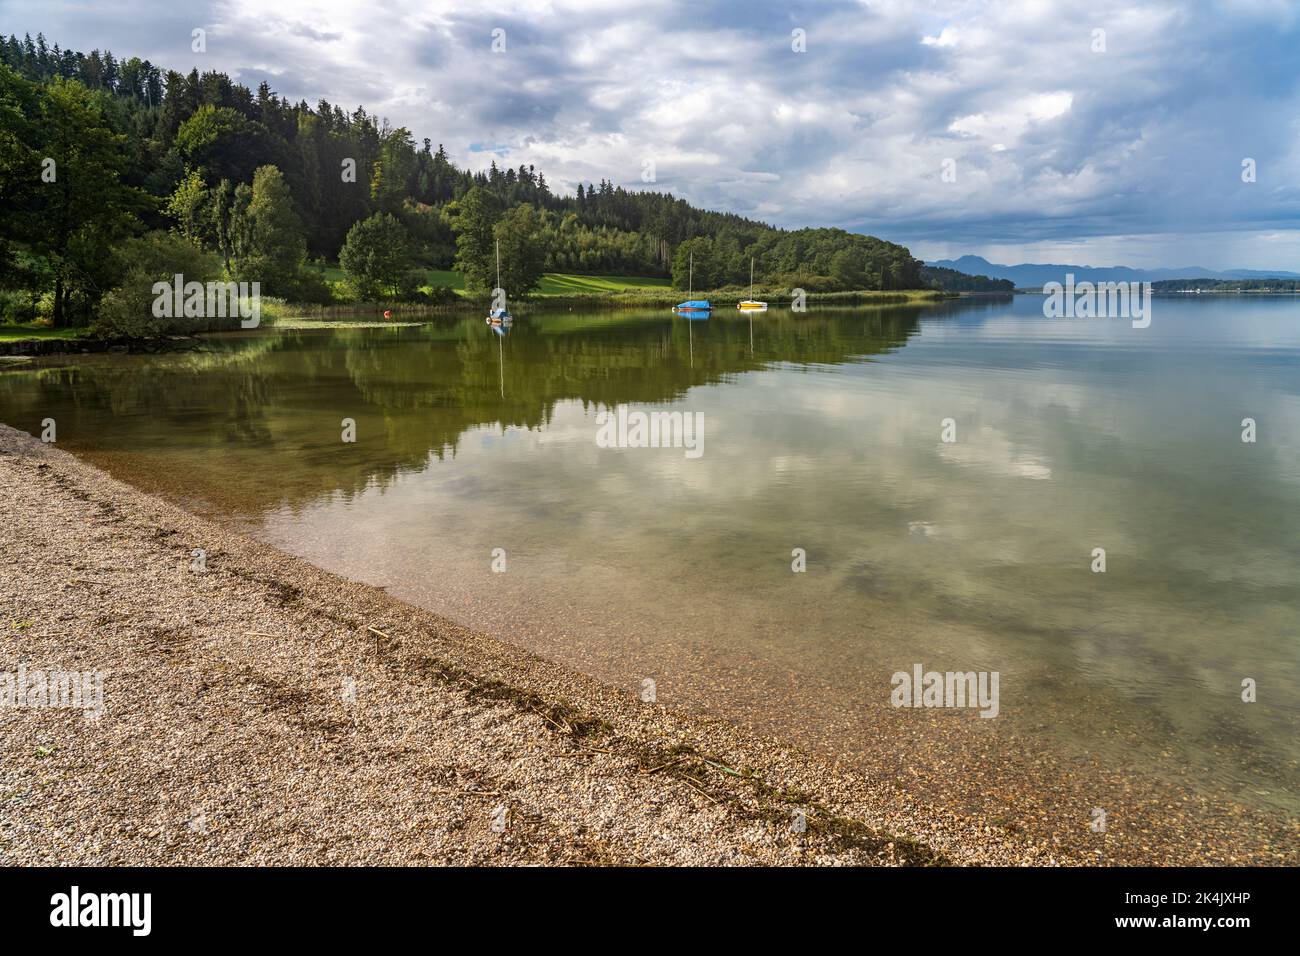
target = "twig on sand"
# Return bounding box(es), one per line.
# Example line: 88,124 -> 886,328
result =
366,624 -> 389,656
530,707 -> 567,732
683,778 -> 722,804
640,757 -> 686,775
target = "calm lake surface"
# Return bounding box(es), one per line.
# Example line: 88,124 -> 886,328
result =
4,295 -> 1298,817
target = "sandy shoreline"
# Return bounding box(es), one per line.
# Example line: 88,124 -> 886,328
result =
1,424 -> 1293,866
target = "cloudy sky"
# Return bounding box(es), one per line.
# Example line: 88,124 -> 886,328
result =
5,0 -> 1299,269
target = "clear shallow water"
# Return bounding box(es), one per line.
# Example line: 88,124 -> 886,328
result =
3,296 -> 1298,815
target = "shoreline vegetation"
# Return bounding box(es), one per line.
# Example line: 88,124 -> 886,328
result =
0,284 -> 954,355
270,283 -> 949,316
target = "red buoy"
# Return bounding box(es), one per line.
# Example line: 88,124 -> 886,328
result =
383,309 -> 392,319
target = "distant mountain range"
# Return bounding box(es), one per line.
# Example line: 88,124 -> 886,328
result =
927,255 -> 1300,288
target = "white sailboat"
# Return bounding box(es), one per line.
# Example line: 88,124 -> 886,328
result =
486,238 -> 513,327
737,257 -> 767,312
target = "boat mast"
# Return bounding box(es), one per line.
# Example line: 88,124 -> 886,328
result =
749,256 -> 754,300
688,251 -> 693,298
496,238 -> 501,294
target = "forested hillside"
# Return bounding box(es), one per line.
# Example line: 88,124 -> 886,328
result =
1150,278 -> 1300,292
919,265 -> 1015,293
1,31 -> 925,331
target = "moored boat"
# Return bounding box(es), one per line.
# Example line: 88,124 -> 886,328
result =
737,257 -> 767,311
673,250 -> 711,315
673,299 -> 712,314
485,238 -> 513,326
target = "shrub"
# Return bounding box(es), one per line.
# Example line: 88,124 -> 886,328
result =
93,231 -> 226,337
412,283 -> 459,306
285,268 -> 336,305
0,289 -> 38,324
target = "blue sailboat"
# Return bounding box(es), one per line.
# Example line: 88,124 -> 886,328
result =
672,251 -> 711,316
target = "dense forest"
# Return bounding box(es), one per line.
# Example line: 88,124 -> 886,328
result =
0,32 -> 929,333
1150,278 -> 1300,292
918,265 -> 1013,293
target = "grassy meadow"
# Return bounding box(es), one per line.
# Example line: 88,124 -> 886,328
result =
312,264 -> 671,297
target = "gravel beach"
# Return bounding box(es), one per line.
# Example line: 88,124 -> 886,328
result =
0,424 -> 955,865
1,424 -> 1293,866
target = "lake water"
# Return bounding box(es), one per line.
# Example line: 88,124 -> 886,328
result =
3,295 -> 1298,838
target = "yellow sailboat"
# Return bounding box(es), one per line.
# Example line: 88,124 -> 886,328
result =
737,257 -> 767,312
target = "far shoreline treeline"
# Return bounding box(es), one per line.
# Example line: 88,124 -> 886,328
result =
0,31 -> 1010,342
